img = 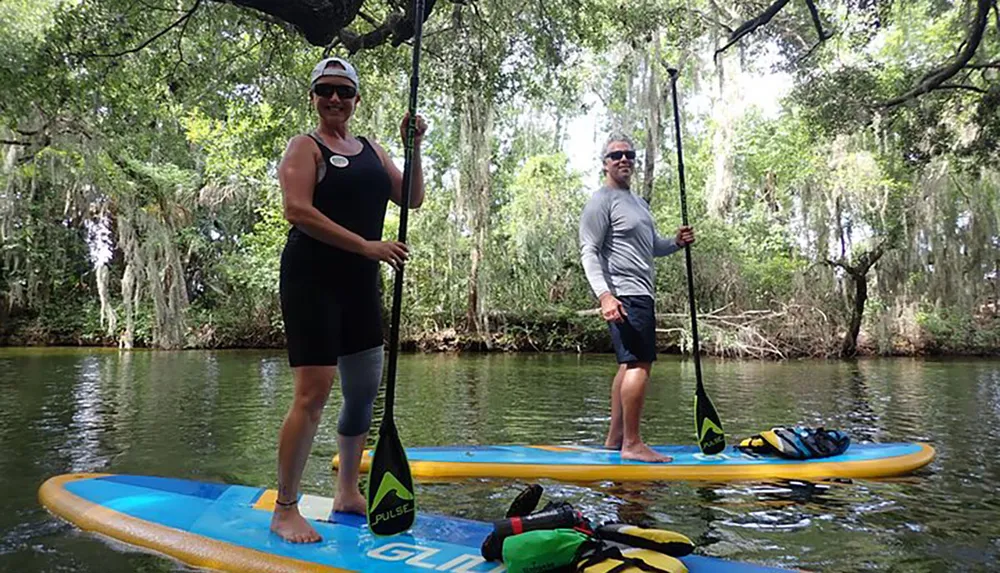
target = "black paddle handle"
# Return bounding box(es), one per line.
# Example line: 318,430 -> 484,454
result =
667,68 -> 704,389
384,0 -> 425,423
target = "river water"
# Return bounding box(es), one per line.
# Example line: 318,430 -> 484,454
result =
1,348 -> 997,572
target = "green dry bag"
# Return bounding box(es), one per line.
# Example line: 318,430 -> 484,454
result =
501,529 -> 590,573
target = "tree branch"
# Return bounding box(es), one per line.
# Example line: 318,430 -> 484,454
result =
327,0 -> 437,53
859,241 -> 887,274
357,10 -> 380,27
389,0 -> 438,46
337,14 -> 401,54
967,60 -> 1000,69
882,0 -> 993,108
692,9 -> 734,34
800,38 -> 826,61
134,0 -> 186,15
75,0 -> 203,59
934,83 -> 989,94
825,258 -> 857,276
826,237 -> 890,278
167,1 -> 197,81
804,0 -> 834,42
715,0 -> 792,57
217,0 -> 364,46
1,140 -> 30,146
238,6 -> 299,33
709,0 -> 742,26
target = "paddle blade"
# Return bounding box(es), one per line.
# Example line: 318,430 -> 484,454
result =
366,421 -> 416,536
695,385 -> 726,455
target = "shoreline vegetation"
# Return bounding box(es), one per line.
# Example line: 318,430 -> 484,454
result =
3,302 -> 998,358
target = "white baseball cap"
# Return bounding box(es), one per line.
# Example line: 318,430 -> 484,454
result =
309,57 -> 360,90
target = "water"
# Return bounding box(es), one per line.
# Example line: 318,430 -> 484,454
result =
1,348 -> 998,572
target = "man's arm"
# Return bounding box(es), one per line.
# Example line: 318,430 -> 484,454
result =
654,225 -> 694,257
653,235 -> 681,257
579,194 -> 611,298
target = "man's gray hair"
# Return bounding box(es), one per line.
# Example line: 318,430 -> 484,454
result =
601,132 -> 635,158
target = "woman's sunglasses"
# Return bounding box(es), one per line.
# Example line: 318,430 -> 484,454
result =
312,84 -> 357,100
605,150 -> 636,161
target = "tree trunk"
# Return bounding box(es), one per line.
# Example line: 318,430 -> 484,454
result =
828,241 -> 888,357
466,233 -> 480,329
707,2 -> 742,217
458,89 -> 494,340
118,214 -> 141,349
842,272 -> 867,357
641,36 -> 661,204
96,263 -> 117,338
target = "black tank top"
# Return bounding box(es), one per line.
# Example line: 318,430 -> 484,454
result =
284,134 -> 392,281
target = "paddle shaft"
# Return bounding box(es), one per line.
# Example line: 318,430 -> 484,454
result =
667,68 -> 704,390
383,0 -> 425,424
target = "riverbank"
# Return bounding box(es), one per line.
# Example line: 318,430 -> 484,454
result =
3,303 -> 998,358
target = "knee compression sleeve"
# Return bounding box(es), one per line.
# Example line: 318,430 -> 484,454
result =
337,345 -> 384,436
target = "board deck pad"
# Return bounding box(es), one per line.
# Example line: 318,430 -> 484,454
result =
334,443 -> 935,482
39,473 -> 806,573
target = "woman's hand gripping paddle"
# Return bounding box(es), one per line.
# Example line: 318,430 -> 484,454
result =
667,68 -> 726,455
365,0 -> 429,536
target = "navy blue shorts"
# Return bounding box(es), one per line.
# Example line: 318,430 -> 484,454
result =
608,295 -> 657,364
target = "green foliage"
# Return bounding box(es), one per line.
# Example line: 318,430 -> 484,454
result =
1,0 -> 998,357
492,153 -> 588,311
917,307 -> 1000,355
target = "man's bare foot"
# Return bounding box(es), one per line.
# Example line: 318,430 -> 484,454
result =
621,443 -> 673,463
604,439 -> 623,450
333,490 -> 367,515
270,505 -> 321,543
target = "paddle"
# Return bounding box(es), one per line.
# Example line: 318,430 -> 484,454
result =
667,67 -> 726,455
365,0 -> 427,536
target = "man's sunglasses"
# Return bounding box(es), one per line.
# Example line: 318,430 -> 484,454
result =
605,150 -> 636,161
312,84 -> 357,99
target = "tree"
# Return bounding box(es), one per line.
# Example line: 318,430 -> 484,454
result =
714,0 -> 999,108
826,239 -> 888,356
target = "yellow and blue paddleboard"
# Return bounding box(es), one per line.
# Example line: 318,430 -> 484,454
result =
335,442 -> 935,482
39,473 -> 805,573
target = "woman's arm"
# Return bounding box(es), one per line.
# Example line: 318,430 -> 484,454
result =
375,113 -> 427,208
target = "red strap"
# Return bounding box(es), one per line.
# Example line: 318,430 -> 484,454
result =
511,517 -> 523,535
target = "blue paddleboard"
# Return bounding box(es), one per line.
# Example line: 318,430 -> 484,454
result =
39,473 -> 806,572
336,443 -> 935,482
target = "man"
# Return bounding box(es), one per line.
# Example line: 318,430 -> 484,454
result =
579,134 -> 695,463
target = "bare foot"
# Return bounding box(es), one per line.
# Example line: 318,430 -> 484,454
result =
270,505 -> 322,543
333,490 -> 367,515
604,440 -> 622,450
621,443 -> 673,463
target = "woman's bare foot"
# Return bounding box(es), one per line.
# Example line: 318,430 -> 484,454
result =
270,504 -> 321,543
621,443 -> 673,463
333,490 -> 367,515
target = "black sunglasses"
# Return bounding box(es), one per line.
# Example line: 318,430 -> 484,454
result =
312,84 -> 357,100
605,150 -> 636,161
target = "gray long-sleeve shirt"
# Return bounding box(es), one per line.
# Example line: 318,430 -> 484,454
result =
579,186 -> 681,299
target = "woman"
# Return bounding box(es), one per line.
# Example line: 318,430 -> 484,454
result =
271,56 -> 426,543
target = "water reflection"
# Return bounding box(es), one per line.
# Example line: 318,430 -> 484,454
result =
64,355 -> 110,473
